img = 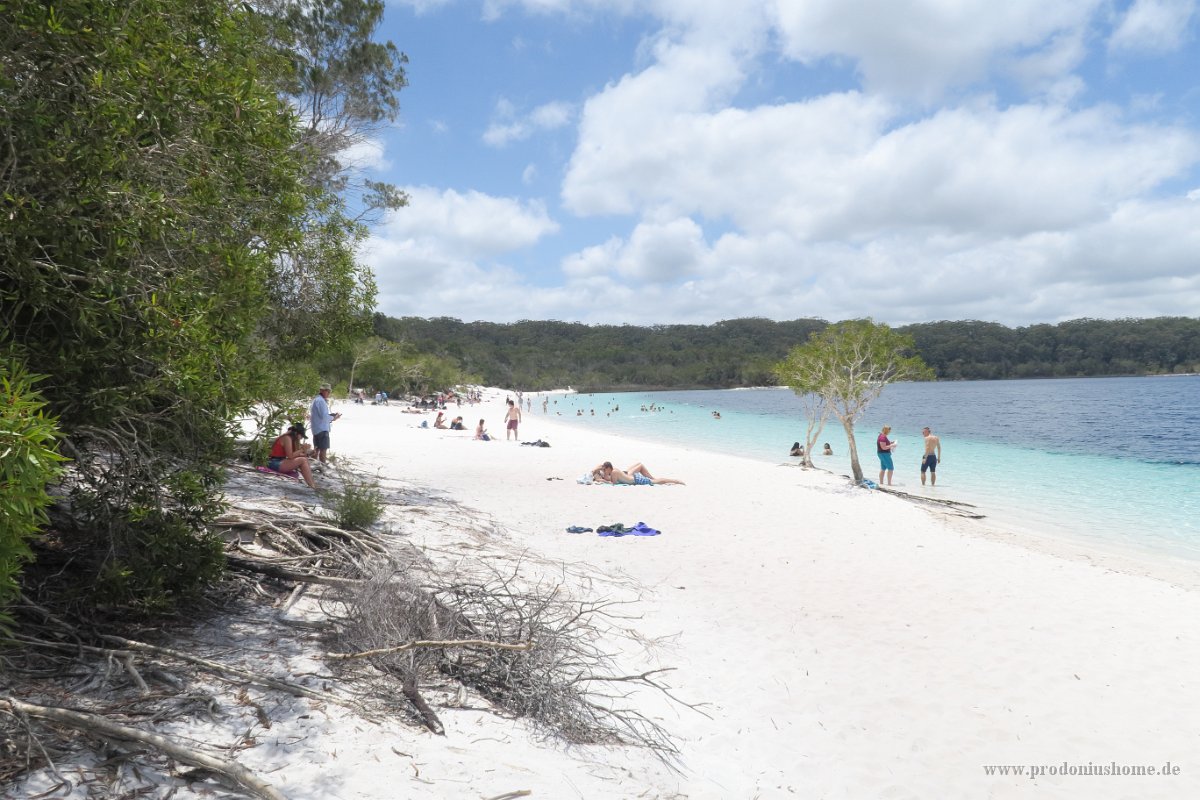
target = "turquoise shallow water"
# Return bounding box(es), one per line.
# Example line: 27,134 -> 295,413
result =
536,377 -> 1200,561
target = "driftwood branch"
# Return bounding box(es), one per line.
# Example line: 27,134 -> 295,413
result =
326,639 -> 532,661
1,696 -> 288,800
400,671 -> 443,735
94,635 -> 350,708
225,554 -> 363,587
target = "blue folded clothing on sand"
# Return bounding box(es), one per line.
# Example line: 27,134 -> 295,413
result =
596,521 -> 660,537
565,526 -> 593,533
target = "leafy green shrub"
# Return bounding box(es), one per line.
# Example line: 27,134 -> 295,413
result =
326,478 -> 384,531
92,508 -> 225,613
0,363 -> 66,624
1,0 -> 382,615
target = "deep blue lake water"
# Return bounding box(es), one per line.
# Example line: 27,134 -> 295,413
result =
539,376 -> 1200,561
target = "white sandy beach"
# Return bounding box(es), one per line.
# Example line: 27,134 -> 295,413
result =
311,390 -> 1200,799
13,388 -> 1200,800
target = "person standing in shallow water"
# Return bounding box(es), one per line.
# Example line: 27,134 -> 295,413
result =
877,425 -> 896,486
504,398 -> 522,440
921,426 -> 942,486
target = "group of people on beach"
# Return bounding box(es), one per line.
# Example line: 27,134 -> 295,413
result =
433,411 -> 467,430
267,386 -> 939,498
876,425 -> 942,487
419,396 -> 523,442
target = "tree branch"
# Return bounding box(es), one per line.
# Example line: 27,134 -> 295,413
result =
1,696 -> 288,800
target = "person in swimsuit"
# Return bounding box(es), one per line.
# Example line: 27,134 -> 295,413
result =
921,426 -> 942,486
877,425 -> 896,486
590,461 -> 685,485
434,411 -> 447,429
504,398 -> 522,440
267,422 -> 317,489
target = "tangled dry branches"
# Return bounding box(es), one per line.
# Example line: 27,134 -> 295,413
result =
2,463 -> 694,796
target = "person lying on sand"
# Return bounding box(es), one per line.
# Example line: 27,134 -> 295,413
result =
591,461 -> 685,486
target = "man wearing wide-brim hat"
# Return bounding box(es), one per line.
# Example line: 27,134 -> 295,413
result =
310,382 -> 342,463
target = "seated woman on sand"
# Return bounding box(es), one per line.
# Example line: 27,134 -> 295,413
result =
474,419 -> 491,441
449,416 -> 465,430
590,461 -> 685,486
267,422 -> 317,489
433,411 -> 447,429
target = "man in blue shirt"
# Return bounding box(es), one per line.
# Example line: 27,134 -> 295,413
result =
310,383 -> 341,463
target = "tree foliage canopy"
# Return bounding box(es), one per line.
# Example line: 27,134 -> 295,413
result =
0,0 -> 387,610
776,320 -> 933,483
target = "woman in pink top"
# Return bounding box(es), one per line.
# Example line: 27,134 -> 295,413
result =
877,425 -> 896,486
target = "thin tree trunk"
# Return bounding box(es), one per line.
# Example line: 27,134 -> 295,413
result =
803,416 -> 826,469
842,418 -> 864,483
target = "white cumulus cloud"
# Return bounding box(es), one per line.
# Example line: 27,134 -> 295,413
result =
1110,0 -> 1198,54
484,100 -> 574,147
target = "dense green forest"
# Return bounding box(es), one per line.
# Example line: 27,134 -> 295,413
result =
1,0 -> 403,613
373,315 -> 1200,390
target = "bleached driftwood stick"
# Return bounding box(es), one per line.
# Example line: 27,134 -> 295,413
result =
1,696 -> 288,800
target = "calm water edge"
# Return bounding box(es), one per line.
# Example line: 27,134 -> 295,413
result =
537,376 -> 1200,562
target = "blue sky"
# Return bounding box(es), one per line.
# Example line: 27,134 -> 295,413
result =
355,0 -> 1200,326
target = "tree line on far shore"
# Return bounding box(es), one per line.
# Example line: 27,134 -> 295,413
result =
366,314 -> 1200,391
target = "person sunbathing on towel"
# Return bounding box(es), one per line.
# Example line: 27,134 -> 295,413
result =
267,422 -> 317,489
591,461 -> 685,485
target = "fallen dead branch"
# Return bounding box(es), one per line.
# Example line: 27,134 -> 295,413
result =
333,562 -> 696,764
5,459 -> 693,793
226,553 -> 364,587
327,638 -> 533,661
1,696 -> 287,800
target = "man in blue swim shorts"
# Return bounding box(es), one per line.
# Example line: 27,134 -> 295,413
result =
921,426 -> 942,486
